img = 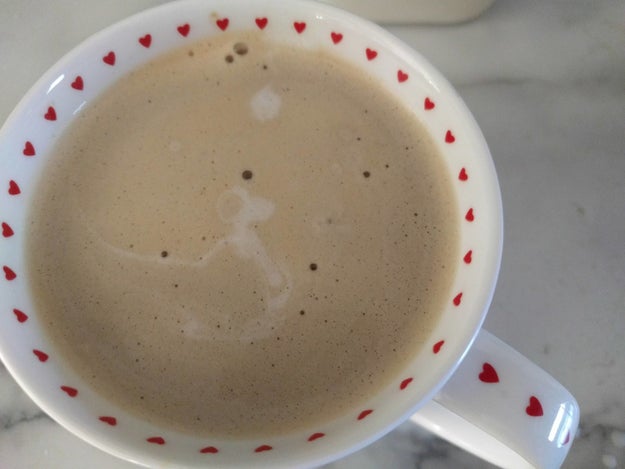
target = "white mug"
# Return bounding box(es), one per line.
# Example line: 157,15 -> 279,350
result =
0,1 -> 578,467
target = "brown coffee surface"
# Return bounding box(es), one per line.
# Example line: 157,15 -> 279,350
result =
27,32 -> 458,437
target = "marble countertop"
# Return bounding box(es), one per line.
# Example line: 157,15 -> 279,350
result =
1,0 -> 624,467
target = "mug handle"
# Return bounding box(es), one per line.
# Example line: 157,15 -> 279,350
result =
410,330 -> 579,469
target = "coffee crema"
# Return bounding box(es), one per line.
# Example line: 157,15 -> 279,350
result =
27,31 -> 459,437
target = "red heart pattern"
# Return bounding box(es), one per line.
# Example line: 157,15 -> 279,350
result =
453,292 -> 463,306
216,18 -> 229,31
397,70 -> 408,82
0,12 -> 513,459
526,396 -> 544,417
177,23 -> 190,37
60,386 -> 78,397
71,76 -> 84,90
22,141 -> 35,156
44,106 -> 57,121
99,416 -> 117,426
399,377 -> 413,390
308,432 -> 325,441
479,362 -> 499,383
200,446 -> 219,453
102,51 -> 116,66
8,180 -> 21,195
465,208 -> 475,222
2,222 -> 14,238
563,431 -> 571,445
33,349 -> 49,362
139,34 -> 152,48
433,340 -> 445,354
3,266 -> 16,281
13,308 -> 28,323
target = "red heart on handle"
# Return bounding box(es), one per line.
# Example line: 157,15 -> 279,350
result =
397,70 -> 409,82
424,97 -> 435,110
526,396 -> 544,417
563,431 -> 571,445
147,436 -> 165,445
255,444 -> 273,452
366,48 -> 377,60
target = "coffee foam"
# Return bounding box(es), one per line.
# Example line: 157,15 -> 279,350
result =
27,31 -> 459,437
250,85 -> 282,121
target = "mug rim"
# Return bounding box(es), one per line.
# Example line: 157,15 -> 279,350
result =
0,0 -> 503,467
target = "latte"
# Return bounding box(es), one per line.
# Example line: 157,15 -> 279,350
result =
27,31 -> 458,437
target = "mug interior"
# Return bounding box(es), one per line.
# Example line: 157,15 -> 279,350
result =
0,0 -> 502,467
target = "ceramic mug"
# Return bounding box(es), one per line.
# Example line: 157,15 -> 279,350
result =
0,1 -> 578,468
